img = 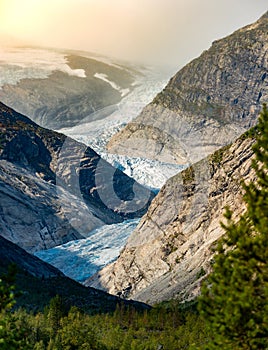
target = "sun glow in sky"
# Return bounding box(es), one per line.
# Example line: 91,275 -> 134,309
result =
0,0 -> 267,66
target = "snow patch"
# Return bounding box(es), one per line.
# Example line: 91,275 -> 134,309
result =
94,72 -> 129,97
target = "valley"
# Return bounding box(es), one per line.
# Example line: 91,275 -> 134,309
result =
0,9 -> 267,349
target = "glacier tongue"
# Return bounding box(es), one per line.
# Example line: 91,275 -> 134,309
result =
58,67 -> 184,190
99,153 -> 185,190
58,68 -> 170,153
35,67 -> 184,282
35,219 -> 140,283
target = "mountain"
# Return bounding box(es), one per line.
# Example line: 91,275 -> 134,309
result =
0,235 -> 149,312
0,235 -> 63,279
87,129 -> 256,304
0,102 -> 154,253
0,48 -> 137,129
107,12 -> 268,164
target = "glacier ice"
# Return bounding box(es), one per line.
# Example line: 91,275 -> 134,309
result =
35,219 -> 140,283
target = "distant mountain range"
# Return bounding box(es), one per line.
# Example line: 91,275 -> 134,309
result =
0,48 -> 138,129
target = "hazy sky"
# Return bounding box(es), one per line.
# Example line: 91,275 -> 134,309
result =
0,0 -> 267,67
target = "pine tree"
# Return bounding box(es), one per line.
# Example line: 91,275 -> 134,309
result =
0,266 -> 31,349
198,104 -> 268,349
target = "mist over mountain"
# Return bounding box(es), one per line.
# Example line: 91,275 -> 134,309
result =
0,47 -> 137,129
107,12 -> 268,165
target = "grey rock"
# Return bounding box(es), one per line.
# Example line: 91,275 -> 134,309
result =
0,102 -> 154,252
107,12 -> 268,164
87,132 -> 256,304
0,54 -> 135,129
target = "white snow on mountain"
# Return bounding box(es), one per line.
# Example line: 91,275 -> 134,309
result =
0,47 -> 87,88
59,68 -> 169,152
94,72 -> 130,97
2,55 -> 181,280
35,219 -> 140,283
59,68 -> 183,189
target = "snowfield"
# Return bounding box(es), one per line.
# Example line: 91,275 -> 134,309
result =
94,72 -> 130,97
0,47 -> 87,88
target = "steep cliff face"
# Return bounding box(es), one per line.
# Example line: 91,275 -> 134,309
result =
107,12 -> 268,164
88,131 -> 256,304
0,102 -> 154,252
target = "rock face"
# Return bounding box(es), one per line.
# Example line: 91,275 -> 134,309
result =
0,235 -> 64,278
0,53 -> 135,129
88,131 -> 256,304
0,102 -> 154,252
0,235 -> 150,313
107,12 -> 268,164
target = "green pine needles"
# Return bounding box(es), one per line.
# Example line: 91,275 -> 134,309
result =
198,104 -> 268,349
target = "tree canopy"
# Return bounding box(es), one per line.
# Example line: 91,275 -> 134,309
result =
198,104 -> 268,349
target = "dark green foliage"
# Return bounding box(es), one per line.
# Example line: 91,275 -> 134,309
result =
0,266 -> 31,349
198,104 -> 268,349
0,264 -> 17,312
209,144 -> 231,166
196,267 -> 206,280
182,165 -> 195,184
0,295 -> 209,349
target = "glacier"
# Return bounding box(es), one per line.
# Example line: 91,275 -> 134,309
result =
35,219 -> 140,283
36,65 -> 185,283
98,153 -> 184,190
59,66 -> 184,190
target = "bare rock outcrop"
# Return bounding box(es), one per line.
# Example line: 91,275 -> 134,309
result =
0,102 -> 154,252
88,131 -> 256,304
107,12 -> 268,164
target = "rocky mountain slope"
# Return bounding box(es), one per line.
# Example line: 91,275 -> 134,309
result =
88,130 -> 256,304
107,11 -> 268,164
0,49 -> 136,129
0,235 -> 63,279
0,102 -> 154,252
0,235 -> 149,313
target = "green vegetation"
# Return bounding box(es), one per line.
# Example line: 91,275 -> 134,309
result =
182,165 -> 195,185
1,106 -> 268,349
198,104 -> 268,349
0,287 -> 209,349
209,144 -> 231,166
196,267 -> 206,280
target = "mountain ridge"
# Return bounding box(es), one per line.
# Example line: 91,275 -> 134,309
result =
0,50 -> 136,129
107,11 -> 268,164
0,102 -> 154,252
88,128 -> 257,304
